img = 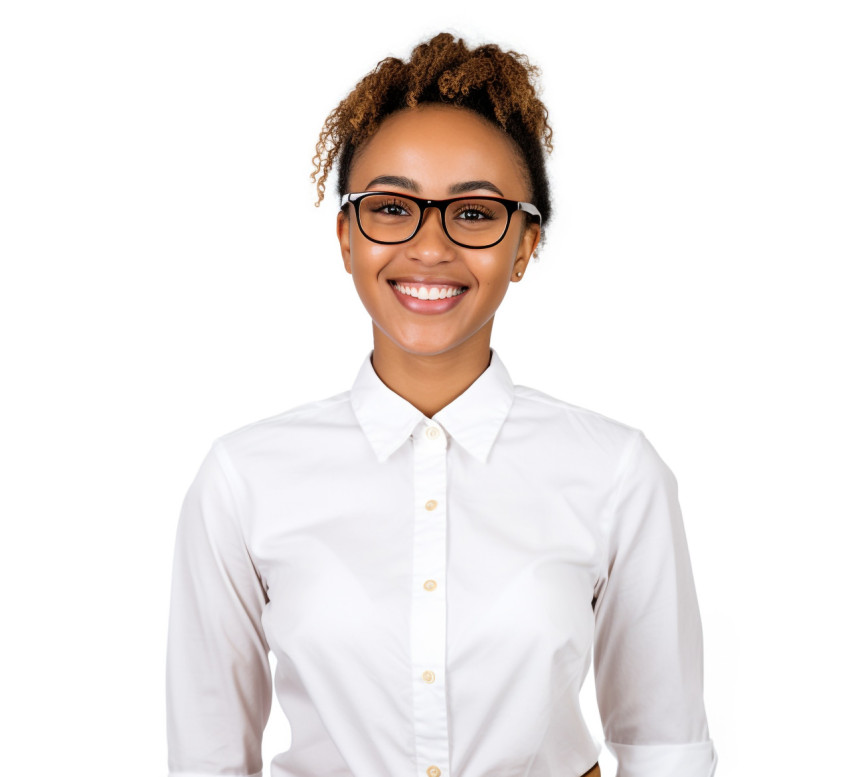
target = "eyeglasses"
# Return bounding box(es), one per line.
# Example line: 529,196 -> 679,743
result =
340,191 -> 542,249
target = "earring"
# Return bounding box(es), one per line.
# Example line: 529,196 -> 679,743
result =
516,270 -> 523,277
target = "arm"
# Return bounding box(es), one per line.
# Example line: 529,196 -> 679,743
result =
593,432 -> 718,777
166,442 -> 272,777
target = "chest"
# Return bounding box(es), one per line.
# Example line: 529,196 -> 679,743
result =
243,440 -> 606,665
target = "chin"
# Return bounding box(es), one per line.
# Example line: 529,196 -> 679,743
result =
399,343 -> 458,357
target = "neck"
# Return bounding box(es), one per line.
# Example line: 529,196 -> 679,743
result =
370,324 -> 494,418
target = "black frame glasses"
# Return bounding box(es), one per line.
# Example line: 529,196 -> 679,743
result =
340,191 -> 542,249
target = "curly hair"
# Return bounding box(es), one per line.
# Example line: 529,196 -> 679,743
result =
311,32 -> 554,230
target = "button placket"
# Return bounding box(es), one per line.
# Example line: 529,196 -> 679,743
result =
410,420 -> 450,777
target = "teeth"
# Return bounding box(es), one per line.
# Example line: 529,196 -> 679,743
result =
392,281 -> 468,300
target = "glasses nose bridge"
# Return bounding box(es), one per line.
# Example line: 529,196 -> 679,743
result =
413,199 -> 449,241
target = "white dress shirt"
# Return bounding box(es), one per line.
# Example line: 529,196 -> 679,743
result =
166,348 -> 718,777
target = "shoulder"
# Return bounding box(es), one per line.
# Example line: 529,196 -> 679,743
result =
509,386 -> 678,521
511,383 -> 642,452
498,383 -> 658,489
212,388 -> 355,462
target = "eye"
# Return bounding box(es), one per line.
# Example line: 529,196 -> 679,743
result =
370,198 -> 412,217
451,202 -> 497,221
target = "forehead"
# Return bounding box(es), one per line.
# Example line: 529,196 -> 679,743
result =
349,105 -> 529,198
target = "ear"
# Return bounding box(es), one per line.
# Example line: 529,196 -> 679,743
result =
337,210 -> 352,275
512,223 -> 541,281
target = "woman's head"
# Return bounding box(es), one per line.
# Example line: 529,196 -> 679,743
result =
315,33 -> 554,363
312,32 -> 554,232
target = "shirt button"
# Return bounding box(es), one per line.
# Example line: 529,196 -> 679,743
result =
423,579 -> 437,591
425,499 -> 438,511
426,426 -> 441,440
422,670 -> 436,684
427,767 -> 441,777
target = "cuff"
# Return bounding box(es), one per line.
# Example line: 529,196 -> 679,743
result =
605,740 -> 718,777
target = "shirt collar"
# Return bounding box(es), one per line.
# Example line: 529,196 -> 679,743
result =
350,348 -> 515,464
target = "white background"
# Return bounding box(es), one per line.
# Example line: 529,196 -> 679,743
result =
1,1 -> 847,775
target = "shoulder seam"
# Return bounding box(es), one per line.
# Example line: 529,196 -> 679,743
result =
593,429 -> 644,607
217,392 -> 351,441
513,384 -> 640,433
210,440 -> 269,599
210,441 -> 250,545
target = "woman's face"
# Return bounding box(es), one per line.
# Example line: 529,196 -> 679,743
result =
337,104 -> 540,360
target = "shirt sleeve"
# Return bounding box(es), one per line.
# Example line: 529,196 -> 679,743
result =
166,441 -> 272,777
592,431 -> 718,777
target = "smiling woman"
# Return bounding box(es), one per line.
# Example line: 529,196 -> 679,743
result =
335,105 -> 542,412
166,32 -> 718,777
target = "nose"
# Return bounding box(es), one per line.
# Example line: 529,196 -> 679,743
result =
407,205 -> 455,263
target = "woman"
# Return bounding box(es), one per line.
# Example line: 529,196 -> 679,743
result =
166,33 -> 718,777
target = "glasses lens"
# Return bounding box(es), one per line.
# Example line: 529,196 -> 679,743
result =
444,198 -> 509,247
358,194 -> 422,243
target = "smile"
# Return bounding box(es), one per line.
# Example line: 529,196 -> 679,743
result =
389,280 -> 469,300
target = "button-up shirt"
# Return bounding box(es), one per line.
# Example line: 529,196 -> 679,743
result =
166,348 -> 718,777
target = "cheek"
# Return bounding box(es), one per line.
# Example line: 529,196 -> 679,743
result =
348,230 -> 382,271
476,249 -> 517,288
348,238 -> 396,302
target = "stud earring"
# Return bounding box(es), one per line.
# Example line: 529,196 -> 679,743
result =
516,270 -> 523,277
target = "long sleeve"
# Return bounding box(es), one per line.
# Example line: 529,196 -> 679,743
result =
592,432 -> 718,777
166,441 -> 272,777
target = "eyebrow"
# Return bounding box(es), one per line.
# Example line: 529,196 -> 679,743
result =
448,180 -> 504,196
363,176 -> 505,197
365,175 -> 420,192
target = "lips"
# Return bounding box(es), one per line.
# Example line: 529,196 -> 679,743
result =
388,279 -> 469,314
389,280 -> 469,300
